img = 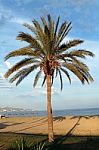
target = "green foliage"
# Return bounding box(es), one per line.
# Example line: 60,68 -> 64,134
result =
1,133 -> 99,150
32,141 -> 47,150
9,137 -> 33,150
9,137 -> 47,150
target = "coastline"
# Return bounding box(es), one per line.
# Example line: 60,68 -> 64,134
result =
0,107 -> 99,117
0,115 -> 99,136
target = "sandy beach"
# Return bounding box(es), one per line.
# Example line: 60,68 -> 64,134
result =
0,116 -> 99,136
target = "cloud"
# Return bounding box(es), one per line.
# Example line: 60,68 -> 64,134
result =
10,17 -> 32,25
0,40 -> 7,45
17,86 -> 61,100
15,0 -> 33,6
0,86 -> 13,89
0,72 -> 13,89
34,87 -> 61,95
0,12 -> 31,26
0,5 -> 13,27
17,91 -> 35,99
0,14 -> 7,26
40,0 -> 97,10
0,5 -> 31,27
0,13 -> 12,27
39,0 -> 98,37
68,0 -> 96,8
0,72 -> 5,80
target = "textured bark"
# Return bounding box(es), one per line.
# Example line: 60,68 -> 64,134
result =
47,75 -> 54,142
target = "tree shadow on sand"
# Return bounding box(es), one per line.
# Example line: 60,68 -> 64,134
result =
71,115 -> 99,120
52,115 -> 99,145
0,123 -> 8,129
15,118 -> 48,132
48,115 -> 99,150
53,116 -> 81,145
53,116 -> 66,122
0,122 -> 25,130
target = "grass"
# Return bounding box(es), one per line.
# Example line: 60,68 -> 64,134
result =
0,133 -> 47,150
49,136 -> 99,150
0,133 -> 99,150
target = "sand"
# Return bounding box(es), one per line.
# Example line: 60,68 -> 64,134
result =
0,115 -> 99,136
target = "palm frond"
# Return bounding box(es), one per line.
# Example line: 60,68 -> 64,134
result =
60,68 -> 71,84
47,14 -> 54,40
61,22 -> 72,40
55,68 -> 58,77
33,19 -> 45,42
41,16 -> 48,28
16,65 -> 39,86
77,64 -> 94,83
71,58 -> 89,72
70,50 -> 95,57
5,58 -> 39,78
42,75 -> 46,87
9,65 -> 39,84
87,72 -> 94,82
9,70 -> 26,83
61,53 -> 86,59
33,70 -> 42,87
58,69 -> 63,90
44,25 -> 50,37
58,21 -> 67,38
54,16 -> 60,38
4,46 -> 43,61
23,23 -> 37,35
5,47 -> 34,61
63,56 -> 90,72
51,70 -> 55,86
16,32 -> 42,50
58,40 -> 84,52
63,63 -> 85,84
63,62 -> 94,84
57,22 -> 72,45
33,19 -> 50,56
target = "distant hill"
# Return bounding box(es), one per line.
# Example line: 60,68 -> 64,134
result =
0,107 -> 27,112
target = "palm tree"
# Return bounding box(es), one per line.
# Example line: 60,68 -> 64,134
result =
4,14 -> 94,142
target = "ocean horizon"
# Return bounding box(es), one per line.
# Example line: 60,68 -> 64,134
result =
0,107 -> 99,117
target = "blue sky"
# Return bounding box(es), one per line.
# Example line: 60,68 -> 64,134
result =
0,0 -> 99,110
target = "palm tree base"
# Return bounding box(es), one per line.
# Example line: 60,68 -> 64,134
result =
48,133 -> 54,142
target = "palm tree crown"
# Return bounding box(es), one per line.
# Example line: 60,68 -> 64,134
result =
4,15 -> 94,89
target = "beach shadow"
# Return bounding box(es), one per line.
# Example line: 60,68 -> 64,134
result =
89,115 -> 99,119
0,123 -> 8,129
71,115 -> 99,120
10,122 -> 25,126
52,115 -> 99,147
31,117 -> 48,124
0,122 -> 25,130
70,115 -> 90,120
53,116 -> 81,145
15,118 -> 48,132
48,136 -> 99,150
0,121 -> 9,124
53,116 -> 66,122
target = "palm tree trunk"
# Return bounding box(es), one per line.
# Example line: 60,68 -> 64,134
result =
47,74 -> 54,142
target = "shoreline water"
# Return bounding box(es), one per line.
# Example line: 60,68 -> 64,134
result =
0,107 -> 99,117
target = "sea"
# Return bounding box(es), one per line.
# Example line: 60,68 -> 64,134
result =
0,108 -> 99,117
